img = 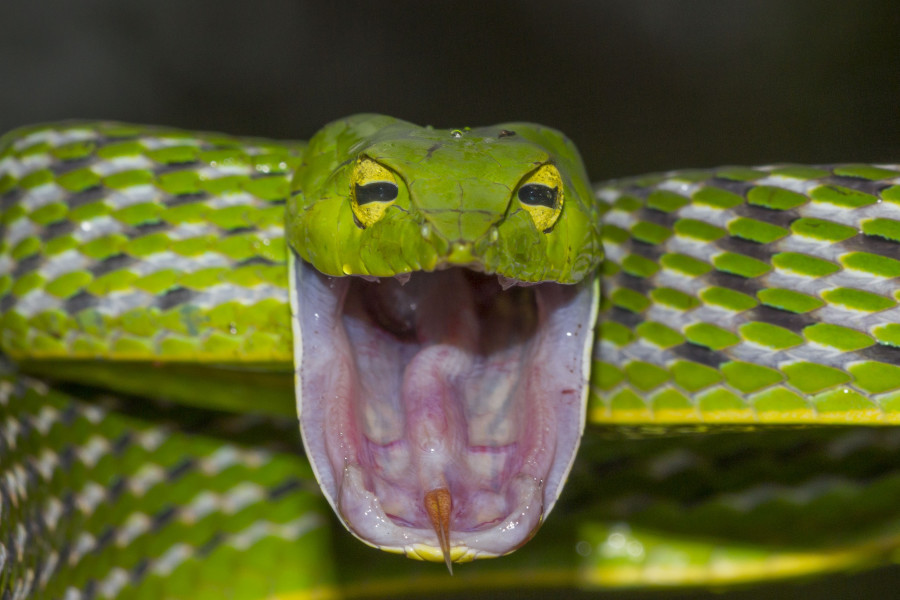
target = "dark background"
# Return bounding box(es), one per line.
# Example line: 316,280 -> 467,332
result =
1,1 -> 897,182
2,1 -> 899,597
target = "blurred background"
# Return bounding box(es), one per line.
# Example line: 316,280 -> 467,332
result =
1,1 -> 897,182
1,1 -> 898,597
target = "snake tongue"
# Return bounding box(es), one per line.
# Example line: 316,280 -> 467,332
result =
289,250 -> 598,562
424,488 -> 454,573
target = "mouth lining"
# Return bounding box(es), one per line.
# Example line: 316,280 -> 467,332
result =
291,252 -> 596,559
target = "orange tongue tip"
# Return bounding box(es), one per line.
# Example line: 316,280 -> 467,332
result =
424,487 -> 453,574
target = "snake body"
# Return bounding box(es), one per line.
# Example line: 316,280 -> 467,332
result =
1,117 -> 900,596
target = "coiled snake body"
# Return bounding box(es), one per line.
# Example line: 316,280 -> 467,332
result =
1,116 -> 900,597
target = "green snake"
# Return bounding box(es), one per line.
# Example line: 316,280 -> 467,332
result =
2,115 -> 900,596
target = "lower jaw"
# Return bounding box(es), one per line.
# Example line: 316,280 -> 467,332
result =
289,252 -> 598,559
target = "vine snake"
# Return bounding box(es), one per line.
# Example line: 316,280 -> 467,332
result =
1,115 -> 900,597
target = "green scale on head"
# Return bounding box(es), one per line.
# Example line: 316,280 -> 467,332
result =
286,114 -> 602,282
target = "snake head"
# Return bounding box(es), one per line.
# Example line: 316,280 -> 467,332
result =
286,115 -> 600,566
286,114 -> 602,284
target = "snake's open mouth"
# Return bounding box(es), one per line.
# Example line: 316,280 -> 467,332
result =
290,253 -> 597,564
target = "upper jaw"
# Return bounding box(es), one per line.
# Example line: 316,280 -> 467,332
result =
289,250 -> 598,562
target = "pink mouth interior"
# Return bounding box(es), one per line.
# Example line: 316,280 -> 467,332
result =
294,258 -> 594,555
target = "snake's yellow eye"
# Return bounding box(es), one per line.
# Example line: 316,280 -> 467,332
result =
350,157 -> 399,228
516,164 -> 563,233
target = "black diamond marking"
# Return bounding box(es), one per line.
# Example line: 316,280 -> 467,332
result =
734,203 -> 800,229
250,171 -> 290,180
151,506 -> 177,531
64,291 -> 99,314
157,287 -> 194,310
844,232 -> 900,255
706,177 -> 754,196
827,175 -> 886,196
153,161 -> 202,175
606,305 -> 644,329
268,479 -> 301,500
112,432 -> 133,455
857,343 -> 900,365
133,221 -> 168,235
108,477 -> 126,502
82,579 -> 97,600
59,446 -> 76,472
224,226 -> 257,236
630,238 -> 665,262
95,526 -> 115,552
11,254 -> 42,278
705,270 -> 764,298
166,458 -> 194,481
90,253 -> 136,277
21,456 -> 38,491
670,342 -> 728,369
0,295 -> 16,314
130,558 -> 150,582
715,235 -> 777,262
744,305 -> 818,334
613,272 -> 655,296
196,532 -> 225,558
0,188 -> 24,211
164,192 -> 210,207
61,403 -> 79,426
55,539 -> 72,577
42,219 -> 77,240
236,256 -> 278,267
498,130 -> 516,138
631,204 -> 679,228
65,186 -> 107,209
49,155 -> 97,175
95,133 -> 139,146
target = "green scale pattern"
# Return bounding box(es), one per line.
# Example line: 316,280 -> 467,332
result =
0,375 -> 335,599
591,164 -> 900,424
0,123 -> 304,363
5,123 -> 900,594
5,377 -> 900,596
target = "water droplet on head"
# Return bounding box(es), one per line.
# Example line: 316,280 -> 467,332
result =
450,129 -> 463,138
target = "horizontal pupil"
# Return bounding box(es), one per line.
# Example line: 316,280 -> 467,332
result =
356,181 -> 399,205
518,184 -> 557,208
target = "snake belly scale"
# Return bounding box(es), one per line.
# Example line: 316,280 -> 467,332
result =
1,116 -> 900,597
